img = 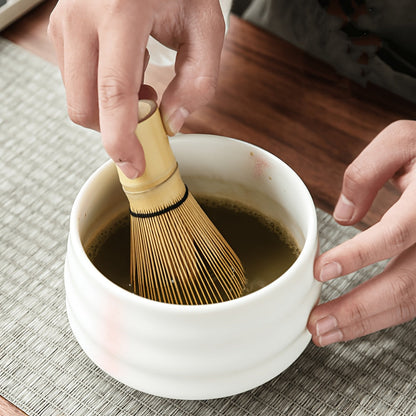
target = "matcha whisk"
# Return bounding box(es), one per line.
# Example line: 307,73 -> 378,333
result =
116,100 -> 246,305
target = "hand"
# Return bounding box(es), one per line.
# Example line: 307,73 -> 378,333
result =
48,0 -> 225,178
308,120 -> 416,346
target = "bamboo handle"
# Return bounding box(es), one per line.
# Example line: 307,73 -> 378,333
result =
117,100 -> 177,194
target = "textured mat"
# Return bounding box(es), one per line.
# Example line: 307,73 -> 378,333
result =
0,37 -> 415,416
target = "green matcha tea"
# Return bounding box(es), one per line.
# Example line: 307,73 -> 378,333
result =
86,195 -> 300,296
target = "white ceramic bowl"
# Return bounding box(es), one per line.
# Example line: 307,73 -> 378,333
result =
65,134 -> 321,400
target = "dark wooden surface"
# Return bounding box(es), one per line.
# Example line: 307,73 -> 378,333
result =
1,1 -> 416,414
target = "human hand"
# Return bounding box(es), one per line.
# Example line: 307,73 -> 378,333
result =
308,120 -> 416,346
48,0 -> 225,178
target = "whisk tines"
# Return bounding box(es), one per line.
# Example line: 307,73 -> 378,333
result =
117,99 -> 247,305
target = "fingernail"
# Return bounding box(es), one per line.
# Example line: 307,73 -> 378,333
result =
316,315 -> 338,336
164,107 -> 189,136
334,194 -> 355,222
116,162 -> 141,179
315,315 -> 343,346
318,329 -> 343,346
319,261 -> 342,281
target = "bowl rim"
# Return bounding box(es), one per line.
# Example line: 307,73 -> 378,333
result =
69,134 -> 317,314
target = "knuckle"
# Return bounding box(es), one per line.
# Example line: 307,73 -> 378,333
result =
349,236 -> 372,267
98,75 -> 129,110
347,300 -> 368,325
356,249 -> 370,267
67,103 -> 96,128
384,222 -> 412,251
392,270 -> 416,310
343,162 -> 368,191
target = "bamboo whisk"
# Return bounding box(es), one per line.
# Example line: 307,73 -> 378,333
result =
116,100 -> 247,305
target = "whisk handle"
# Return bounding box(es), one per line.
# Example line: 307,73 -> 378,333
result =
117,100 -> 177,193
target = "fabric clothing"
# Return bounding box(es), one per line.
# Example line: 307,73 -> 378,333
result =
243,0 -> 416,103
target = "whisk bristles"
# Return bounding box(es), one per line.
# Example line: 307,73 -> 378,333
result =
129,186 -> 246,305
117,99 -> 247,305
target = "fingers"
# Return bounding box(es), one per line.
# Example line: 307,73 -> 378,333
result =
310,121 -> 416,346
316,184 -> 416,281
316,122 -> 416,281
49,2 -> 100,130
50,0 -> 226,177
49,1 -> 154,179
63,27 -> 99,130
308,244 -> 416,346
97,8 -> 152,178
334,120 -> 416,225
160,2 -> 225,135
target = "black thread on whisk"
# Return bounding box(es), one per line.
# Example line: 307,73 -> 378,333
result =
129,185 -> 189,218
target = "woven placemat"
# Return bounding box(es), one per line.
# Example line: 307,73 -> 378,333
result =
0,37 -> 415,416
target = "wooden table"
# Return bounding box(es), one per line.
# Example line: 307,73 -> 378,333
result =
1,1 -> 415,414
